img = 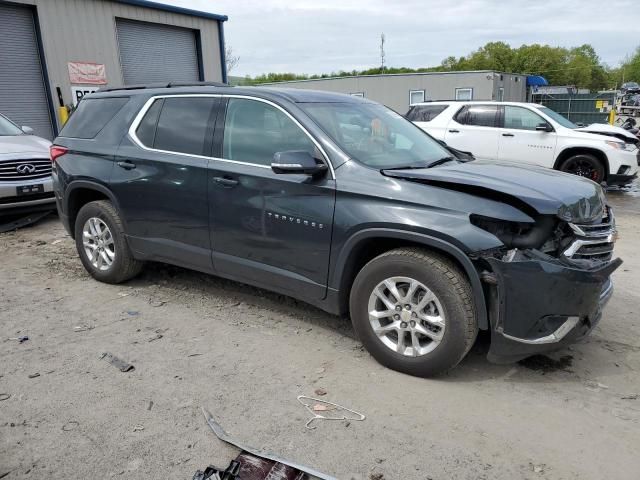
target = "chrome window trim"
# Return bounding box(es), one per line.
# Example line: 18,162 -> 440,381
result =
127,93 -> 336,179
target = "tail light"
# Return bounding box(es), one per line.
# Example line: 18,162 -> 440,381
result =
50,145 -> 68,163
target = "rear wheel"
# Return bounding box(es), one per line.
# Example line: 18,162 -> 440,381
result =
559,153 -> 605,183
74,200 -> 143,283
349,248 -> 477,377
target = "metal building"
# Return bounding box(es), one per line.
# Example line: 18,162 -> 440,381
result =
262,71 -> 528,114
0,0 -> 228,139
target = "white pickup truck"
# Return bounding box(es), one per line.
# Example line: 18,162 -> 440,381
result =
407,101 -> 639,185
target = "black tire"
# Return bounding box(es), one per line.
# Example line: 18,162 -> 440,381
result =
349,248 -> 477,377
74,200 -> 143,284
559,153 -> 605,183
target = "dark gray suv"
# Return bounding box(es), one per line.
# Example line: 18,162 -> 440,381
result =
51,84 -> 620,377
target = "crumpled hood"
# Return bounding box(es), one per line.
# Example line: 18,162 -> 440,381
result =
575,123 -> 638,143
0,134 -> 51,156
382,160 -> 605,223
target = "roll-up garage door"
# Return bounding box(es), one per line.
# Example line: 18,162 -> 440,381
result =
0,3 -> 53,139
116,19 -> 201,85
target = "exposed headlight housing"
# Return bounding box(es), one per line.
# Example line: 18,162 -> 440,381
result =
605,140 -> 637,152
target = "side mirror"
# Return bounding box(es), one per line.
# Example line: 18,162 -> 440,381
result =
21,126 -> 34,134
535,123 -> 553,132
271,151 -> 328,175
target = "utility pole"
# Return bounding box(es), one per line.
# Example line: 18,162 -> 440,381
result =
380,33 -> 386,74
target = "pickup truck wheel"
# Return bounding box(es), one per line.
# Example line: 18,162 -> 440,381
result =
559,154 -> 605,183
349,248 -> 477,377
74,200 -> 143,284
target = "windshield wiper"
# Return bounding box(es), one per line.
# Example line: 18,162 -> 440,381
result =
382,156 -> 457,171
426,156 -> 456,168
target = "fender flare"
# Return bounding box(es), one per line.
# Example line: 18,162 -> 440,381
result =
553,146 -> 610,175
332,228 -> 488,330
64,180 -> 124,228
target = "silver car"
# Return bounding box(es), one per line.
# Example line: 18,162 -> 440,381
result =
0,113 -> 54,215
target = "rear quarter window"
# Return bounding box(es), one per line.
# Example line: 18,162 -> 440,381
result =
405,105 -> 448,122
60,97 -> 129,139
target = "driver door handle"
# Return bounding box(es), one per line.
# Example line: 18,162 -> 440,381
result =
502,133 -> 515,137
213,176 -> 239,187
448,129 -> 460,133
117,160 -> 136,170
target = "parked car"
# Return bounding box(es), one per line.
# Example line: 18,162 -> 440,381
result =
52,85 -> 620,377
407,101 -> 639,185
621,81 -> 640,95
0,113 -> 54,215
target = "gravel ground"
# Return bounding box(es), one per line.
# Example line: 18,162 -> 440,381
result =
1,188 -> 639,480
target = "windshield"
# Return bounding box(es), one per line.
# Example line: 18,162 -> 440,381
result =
300,102 -> 452,169
533,106 -> 578,129
0,114 -> 24,136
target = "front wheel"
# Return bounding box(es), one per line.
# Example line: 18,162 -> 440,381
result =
559,154 -> 605,183
349,248 -> 477,377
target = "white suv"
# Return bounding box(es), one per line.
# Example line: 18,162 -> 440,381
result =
407,101 -> 639,185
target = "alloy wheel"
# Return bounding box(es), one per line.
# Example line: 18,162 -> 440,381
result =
82,217 -> 115,271
367,276 -> 446,357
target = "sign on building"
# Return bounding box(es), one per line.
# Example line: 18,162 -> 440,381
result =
68,62 -> 107,85
71,86 -> 99,106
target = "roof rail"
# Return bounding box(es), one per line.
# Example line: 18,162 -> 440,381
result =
98,81 -> 230,92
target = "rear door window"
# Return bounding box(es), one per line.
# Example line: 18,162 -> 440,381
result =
153,97 -> 218,156
405,105 -> 448,122
60,97 -> 129,139
454,105 -> 499,127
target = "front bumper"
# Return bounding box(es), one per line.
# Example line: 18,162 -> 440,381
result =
607,173 -> 637,186
0,176 -> 55,214
485,252 -> 621,363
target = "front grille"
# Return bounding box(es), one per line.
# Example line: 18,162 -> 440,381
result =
564,207 -> 616,262
0,159 -> 52,181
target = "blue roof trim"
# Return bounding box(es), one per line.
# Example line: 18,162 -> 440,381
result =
115,0 -> 228,21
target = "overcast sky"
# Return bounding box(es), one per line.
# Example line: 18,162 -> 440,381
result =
163,0 -> 639,77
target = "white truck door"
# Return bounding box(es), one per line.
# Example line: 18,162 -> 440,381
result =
498,105 -> 557,167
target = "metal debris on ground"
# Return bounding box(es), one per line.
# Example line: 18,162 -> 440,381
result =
62,421 -> 79,432
0,394 -> 10,401
201,408 -> 337,480
9,336 -> 29,343
100,352 -> 135,372
314,388 -> 327,396
297,395 -> 365,430
73,325 -> 94,332
28,373 -> 40,379
133,424 -> 144,432
0,210 -> 53,233
621,394 -> 639,400
193,460 -> 240,480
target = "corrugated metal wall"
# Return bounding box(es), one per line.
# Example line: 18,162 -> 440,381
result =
263,72 -> 528,113
5,0 -> 224,133
116,18 -> 200,85
0,2 -> 53,139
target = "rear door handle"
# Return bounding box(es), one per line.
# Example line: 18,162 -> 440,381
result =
117,160 -> 136,170
448,129 -> 460,133
213,176 -> 239,187
502,133 -> 515,137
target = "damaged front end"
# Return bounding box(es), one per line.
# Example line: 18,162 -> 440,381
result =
472,205 -> 621,363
